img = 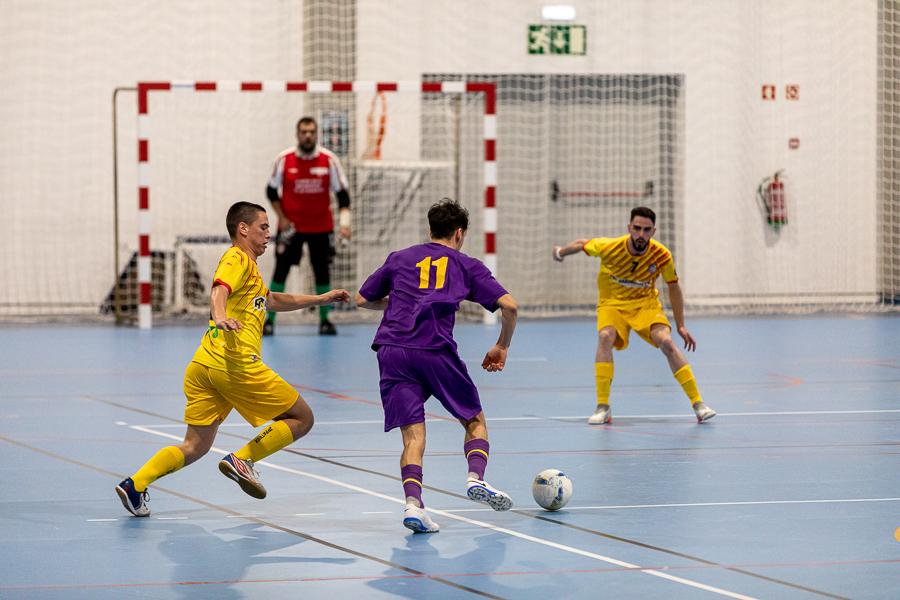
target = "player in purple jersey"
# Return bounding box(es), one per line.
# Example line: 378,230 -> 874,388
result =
356,199 -> 519,533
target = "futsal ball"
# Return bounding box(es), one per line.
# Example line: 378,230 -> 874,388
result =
532,469 -> 573,511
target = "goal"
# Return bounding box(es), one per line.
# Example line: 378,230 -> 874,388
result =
117,80 -> 496,328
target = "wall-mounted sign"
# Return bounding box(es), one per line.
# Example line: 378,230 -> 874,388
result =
761,84 -> 776,100
786,84 -> 799,100
528,25 -> 586,55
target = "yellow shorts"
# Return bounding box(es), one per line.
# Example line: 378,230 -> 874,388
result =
597,302 -> 671,351
183,361 -> 298,427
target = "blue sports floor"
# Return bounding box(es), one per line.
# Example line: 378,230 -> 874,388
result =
1,315 -> 898,599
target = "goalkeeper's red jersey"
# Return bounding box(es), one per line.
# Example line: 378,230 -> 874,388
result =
268,146 -> 349,233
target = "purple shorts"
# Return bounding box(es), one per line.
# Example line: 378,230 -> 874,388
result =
376,345 -> 482,431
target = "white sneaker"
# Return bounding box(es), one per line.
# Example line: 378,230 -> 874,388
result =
587,404 -> 611,425
466,478 -> 513,511
403,504 -> 440,533
693,402 -> 717,423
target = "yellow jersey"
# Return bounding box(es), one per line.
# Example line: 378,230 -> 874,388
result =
583,235 -> 678,307
191,246 -> 269,372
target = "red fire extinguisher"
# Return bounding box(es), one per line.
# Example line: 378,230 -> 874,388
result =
757,170 -> 788,230
767,171 -> 787,226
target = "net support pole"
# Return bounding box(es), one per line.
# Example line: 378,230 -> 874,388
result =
467,82 -> 498,325
135,80 -> 497,328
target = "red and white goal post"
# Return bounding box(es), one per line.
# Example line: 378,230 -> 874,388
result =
134,80 -> 497,329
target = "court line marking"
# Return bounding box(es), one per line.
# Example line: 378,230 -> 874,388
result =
130,425 -> 757,600
0,433 -> 504,600
128,408 -> 900,429
443,497 -> 900,513
223,513 -> 324,518
96,397 -> 844,598
6,557 -> 896,592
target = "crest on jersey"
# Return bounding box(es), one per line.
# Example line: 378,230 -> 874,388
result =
253,296 -> 266,311
648,264 -> 657,274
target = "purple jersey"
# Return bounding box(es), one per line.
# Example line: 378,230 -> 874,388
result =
359,242 -> 507,351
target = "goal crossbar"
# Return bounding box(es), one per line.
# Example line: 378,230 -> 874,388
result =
135,80 -> 497,328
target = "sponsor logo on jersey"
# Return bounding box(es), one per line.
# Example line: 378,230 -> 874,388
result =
609,274 -> 651,289
287,168 -> 299,174
294,179 -> 325,194
310,167 -> 329,176
253,296 -> 266,311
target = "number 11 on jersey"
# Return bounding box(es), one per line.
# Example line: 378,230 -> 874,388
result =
416,256 -> 448,289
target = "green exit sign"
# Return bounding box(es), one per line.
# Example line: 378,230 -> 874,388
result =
528,24 -> 586,55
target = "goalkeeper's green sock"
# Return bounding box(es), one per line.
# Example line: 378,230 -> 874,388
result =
315,284 -> 331,322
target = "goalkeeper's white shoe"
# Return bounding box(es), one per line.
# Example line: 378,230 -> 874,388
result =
403,504 -> 440,533
693,402 -> 717,423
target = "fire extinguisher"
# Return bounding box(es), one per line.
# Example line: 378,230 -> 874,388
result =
767,171 -> 787,226
758,170 -> 788,230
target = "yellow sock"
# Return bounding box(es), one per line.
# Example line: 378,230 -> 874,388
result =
595,362 -> 614,406
234,420 -> 294,463
674,364 -> 703,405
131,446 -> 185,492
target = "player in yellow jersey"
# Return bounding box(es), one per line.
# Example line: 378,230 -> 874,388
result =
116,201 -> 349,517
552,206 -> 715,425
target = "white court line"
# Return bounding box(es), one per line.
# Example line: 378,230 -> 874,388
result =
463,356 -> 549,363
225,513 -> 324,518
362,511 -> 392,515
129,425 -> 755,599
129,407 -> 900,430
443,497 -> 900,513
130,420 -> 386,428
87,518 -> 118,522
156,516 -> 188,520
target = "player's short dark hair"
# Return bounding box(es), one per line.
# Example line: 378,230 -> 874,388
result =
296,116 -> 317,130
630,206 -> 656,224
428,198 -> 469,239
226,202 -> 266,239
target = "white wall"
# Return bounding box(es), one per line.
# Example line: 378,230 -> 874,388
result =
358,0 -> 879,306
0,0 -> 303,314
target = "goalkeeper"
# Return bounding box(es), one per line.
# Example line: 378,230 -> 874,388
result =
264,117 -> 352,336
552,206 -> 716,425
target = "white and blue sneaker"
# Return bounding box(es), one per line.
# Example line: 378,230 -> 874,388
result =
403,504 -> 440,533
466,478 -> 513,511
115,477 -> 150,517
219,453 -> 267,499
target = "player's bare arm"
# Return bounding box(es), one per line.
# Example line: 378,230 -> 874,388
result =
355,291 -> 389,311
666,280 -> 696,352
268,289 -> 350,312
482,294 -> 518,372
552,239 -> 591,262
210,284 -> 241,331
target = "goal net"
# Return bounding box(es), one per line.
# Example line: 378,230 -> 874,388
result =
114,81 -> 493,327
